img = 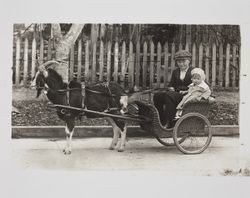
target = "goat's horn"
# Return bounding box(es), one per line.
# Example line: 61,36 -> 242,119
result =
43,60 -> 60,69
38,60 -> 60,71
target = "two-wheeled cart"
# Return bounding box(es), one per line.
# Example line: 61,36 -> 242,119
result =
50,94 -> 214,154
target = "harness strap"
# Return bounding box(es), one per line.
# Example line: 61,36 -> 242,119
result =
57,88 -> 82,92
85,82 -> 121,113
41,81 -> 123,114
104,107 -> 120,113
67,84 -> 70,106
85,88 -> 117,97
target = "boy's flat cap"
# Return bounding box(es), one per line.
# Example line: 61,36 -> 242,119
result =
174,50 -> 192,60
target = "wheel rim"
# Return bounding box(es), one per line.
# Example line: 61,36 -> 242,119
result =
173,113 -> 212,154
155,134 -> 187,146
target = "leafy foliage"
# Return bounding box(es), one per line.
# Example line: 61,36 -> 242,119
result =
13,24 -> 240,46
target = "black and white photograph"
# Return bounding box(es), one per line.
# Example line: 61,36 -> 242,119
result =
11,23 -> 242,173
1,1 -> 250,198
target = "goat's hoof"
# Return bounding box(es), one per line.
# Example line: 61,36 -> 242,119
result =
109,146 -> 115,150
63,149 -> 71,155
118,149 -> 124,152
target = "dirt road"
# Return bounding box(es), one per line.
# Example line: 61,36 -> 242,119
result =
10,136 -> 249,176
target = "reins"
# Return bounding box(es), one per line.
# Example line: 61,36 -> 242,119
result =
85,87 -> 118,98
35,86 -> 82,93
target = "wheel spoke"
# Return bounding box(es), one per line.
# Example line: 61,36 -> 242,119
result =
173,113 -> 212,154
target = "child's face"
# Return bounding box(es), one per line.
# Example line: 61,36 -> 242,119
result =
191,73 -> 202,85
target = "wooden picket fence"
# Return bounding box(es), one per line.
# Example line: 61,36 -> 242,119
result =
13,36 -> 240,89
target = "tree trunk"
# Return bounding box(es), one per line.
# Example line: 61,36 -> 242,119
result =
90,24 -> 99,46
51,24 -> 84,83
130,24 -> 142,43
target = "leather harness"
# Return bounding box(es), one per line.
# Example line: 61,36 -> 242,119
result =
38,82 -> 122,114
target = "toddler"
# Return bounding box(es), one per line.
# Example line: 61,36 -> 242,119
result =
175,68 -> 211,118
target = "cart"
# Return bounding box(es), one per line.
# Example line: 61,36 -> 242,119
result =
134,99 -> 214,154
49,92 -> 215,155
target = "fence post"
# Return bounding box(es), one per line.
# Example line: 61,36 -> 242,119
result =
121,41 -> 126,87
232,44 -> 237,88
205,44 -> 210,83
47,39 -> 52,61
135,42 -> 140,87
91,42 -> 96,83
23,37 -> 29,86
77,39 -> 82,82
150,41 -> 154,89
238,45 -> 241,88
128,41 -> 134,89
52,39 -> 55,59
170,43 -> 175,78
164,42 -> 169,87
106,41 -> 111,82
142,42 -> 148,88
192,43 -> 196,68
218,43 -> 223,87
185,42 -> 190,51
156,42 -> 162,88
114,41 -> 119,82
85,41 -> 90,83
69,44 -> 75,81
99,40 -> 104,82
212,43 -> 216,87
225,43 -> 230,88
31,37 -> 37,79
178,43 -> 182,51
198,42 -> 203,68
39,36 -> 44,65
15,37 -> 21,85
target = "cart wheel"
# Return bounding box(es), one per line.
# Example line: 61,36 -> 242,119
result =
173,113 -> 212,154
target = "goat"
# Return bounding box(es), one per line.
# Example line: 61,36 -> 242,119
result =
31,61 -> 130,154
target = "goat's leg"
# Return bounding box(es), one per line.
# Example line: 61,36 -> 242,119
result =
110,127 -> 120,150
63,120 -> 75,155
63,125 -> 70,154
106,118 -> 120,150
118,124 -> 127,152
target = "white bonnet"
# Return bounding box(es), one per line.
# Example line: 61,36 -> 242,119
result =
191,68 -> 205,81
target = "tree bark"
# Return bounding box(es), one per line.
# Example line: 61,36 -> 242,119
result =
51,24 -> 84,83
51,23 -> 62,43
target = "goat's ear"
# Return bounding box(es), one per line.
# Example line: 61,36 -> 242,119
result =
30,78 -> 36,88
